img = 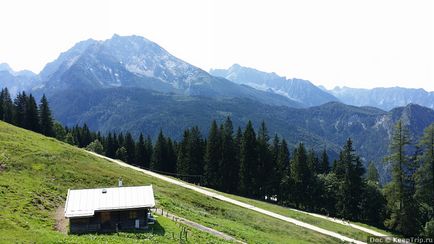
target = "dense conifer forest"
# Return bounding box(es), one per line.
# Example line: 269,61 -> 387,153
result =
1,87 -> 433,237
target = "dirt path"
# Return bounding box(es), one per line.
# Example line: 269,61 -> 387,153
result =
54,205 -> 67,234
87,150 -> 369,244
152,208 -> 245,243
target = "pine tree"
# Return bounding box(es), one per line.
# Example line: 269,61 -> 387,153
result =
366,162 -> 380,185
239,121 -> 258,197
220,117 -> 238,193
1,88 -> 13,123
319,148 -> 330,174
80,123 -> 92,147
384,121 -> 421,236
105,133 -> 116,158
151,129 -> 167,171
135,133 -> 147,167
0,89 -> 4,120
204,120 -> 221,188
13,91 -> 27,127
124,132 -> 136,164
257,121 -> 272,199
290,143 -> 310,208
166,138 -> 177,173
415,123 -> 434,230
145,136 -> 153,167
335,138 -> 365,220
277,138 -> 291,204
177,129 -> 191,181
38,94 -> 54,137
189,126 -> 204,183
26,94 -> 40,132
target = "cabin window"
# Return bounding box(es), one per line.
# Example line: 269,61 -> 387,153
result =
129,211 -> 137,219
100,212 -> 111,223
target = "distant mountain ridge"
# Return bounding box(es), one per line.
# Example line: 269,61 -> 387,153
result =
0,63 -> 40,96
210,64 -> 339,106
330,86 -> 434,111
35,34 -> 301,108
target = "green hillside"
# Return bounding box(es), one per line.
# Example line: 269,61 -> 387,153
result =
0,121 -> 344,243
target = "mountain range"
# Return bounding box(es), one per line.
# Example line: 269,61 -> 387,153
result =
1,34 -> 434,182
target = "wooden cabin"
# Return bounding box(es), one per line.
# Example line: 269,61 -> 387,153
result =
64,185 -> 155,234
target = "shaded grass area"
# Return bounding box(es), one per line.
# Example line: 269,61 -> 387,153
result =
201,186 -> 396,241
0,121 -> 340,243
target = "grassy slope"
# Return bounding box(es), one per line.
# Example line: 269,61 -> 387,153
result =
203,187 -> 395,241
0,121 -> 340,244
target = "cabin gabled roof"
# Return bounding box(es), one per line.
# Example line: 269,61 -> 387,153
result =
64,185 -> 155,218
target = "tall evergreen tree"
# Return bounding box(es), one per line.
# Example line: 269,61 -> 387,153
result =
0,88 -> 13,123
135,133 -> 147,168
277,138 -> 291,204
105,132 -> 116,158
257,121 -> 272,198
366,162 -> 380,185
415,123 -> 434,230
290,143 -> 310,208
335,138 -> 365,220
239,121 -> 258,197
384,121 -> 421,236
166,138 -> 177,173
177,129 -> 191,181
204,120 -> 221,188
124,132 -> 136,164
151,129 -> 167,171
38,94 -> 54,137
25,94 -> 40,132
145,135 -> 153,167
319,148 -> 330,174
189,126 -> 204,183
220,117 -> 238,193
13,91 -> 27,127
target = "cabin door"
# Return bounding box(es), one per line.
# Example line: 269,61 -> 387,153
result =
135,219 -> 140,228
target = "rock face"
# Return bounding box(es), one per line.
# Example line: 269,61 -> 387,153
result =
330,86 -> 434,110
35,35 -> 301,108
210,64 -> 339,107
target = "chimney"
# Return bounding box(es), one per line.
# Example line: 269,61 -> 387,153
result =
118,177 -> 123,187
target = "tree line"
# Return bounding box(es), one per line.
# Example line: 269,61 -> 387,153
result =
0,87 -> 432,237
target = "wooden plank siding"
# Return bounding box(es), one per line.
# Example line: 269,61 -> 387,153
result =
70,208 -> 149,234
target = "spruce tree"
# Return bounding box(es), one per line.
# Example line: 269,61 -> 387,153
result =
177,129 -> 191,181
189,126 -> 204,183
319,148 -> 330,174
239,121 -> 258,197
38,94 -> 54,137
105,133 -> 116,158
384,120 -> 421,236
257,121 -> 272,198
204,120 -> 221,188
220,117 -> 238,193
366,162 -> 380,185
145,136 -> 153,167
166,138 -> 177,173
151,129 -> 167,171
290,143 -> 310,208
277,138 -> 291,204
335,138 -> 365,220
124,132 -> 136,164
415,123 -> 434,230
26,94 -> 40,132
135,133 -> 147,167
1,88 -> 13,123
13,91 -> 27,127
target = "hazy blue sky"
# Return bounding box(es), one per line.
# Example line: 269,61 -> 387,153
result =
0,0 -> 433,90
